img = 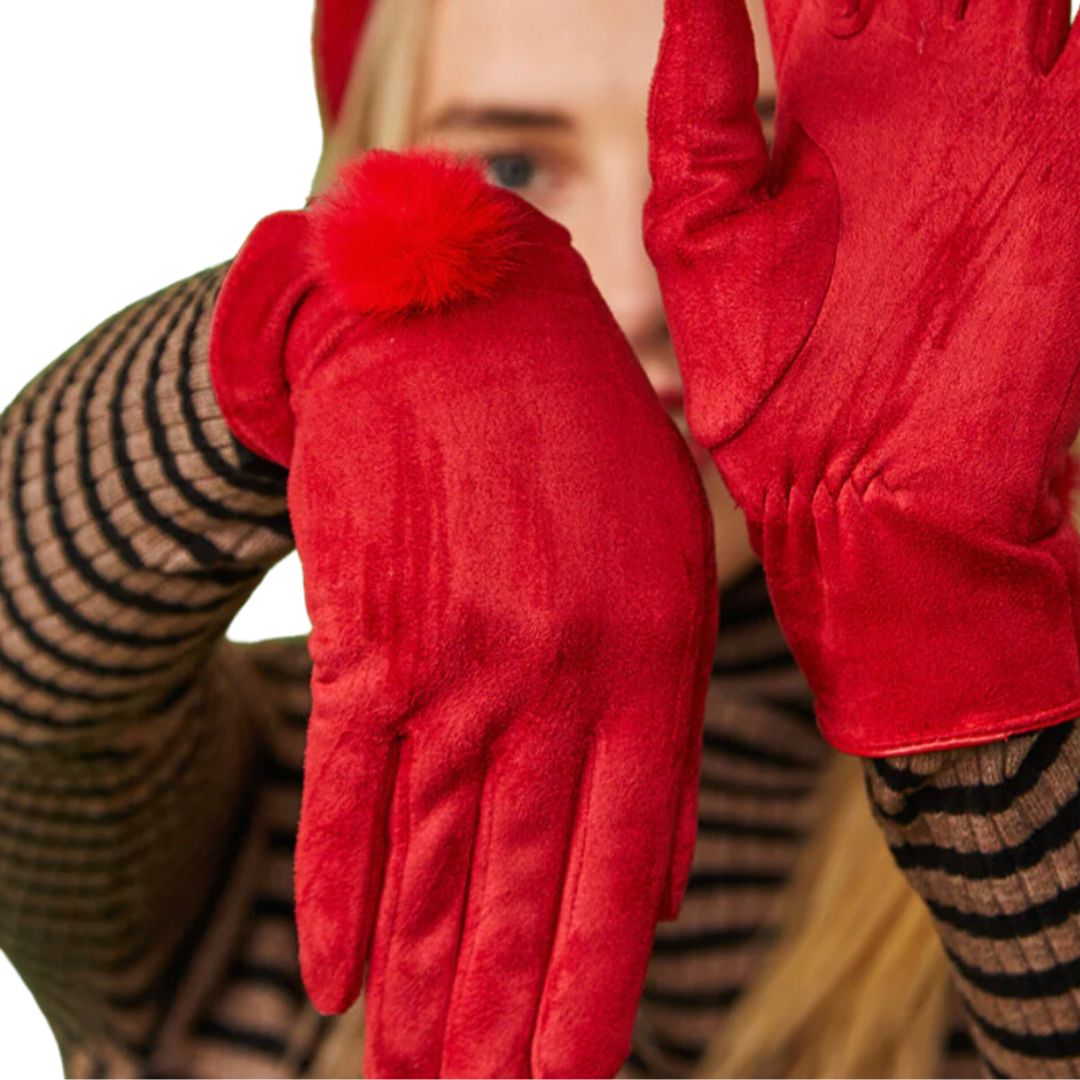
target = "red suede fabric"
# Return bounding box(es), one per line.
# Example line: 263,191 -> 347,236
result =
312,0 -> 375,130
645,0 -> 1080,756
210,151 -> 717,1077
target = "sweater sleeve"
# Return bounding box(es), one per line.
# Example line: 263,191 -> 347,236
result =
0,262 -> 295,1065
627,565 -> 832,1077
864,721 -> 1080,1078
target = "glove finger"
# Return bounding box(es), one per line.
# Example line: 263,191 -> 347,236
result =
530,717 -> 679,1079
766,0 -> 810,68
646,0 -> 838,454
646,0 -> 768,223
960,0 -> 1027,29
1029,0 -> 1072,72
659,585 -> 718,920
438,721 -> 593,1078
294,705 -> 399,1016
1063,18 -> 1080,73
362,732 -> 486,1079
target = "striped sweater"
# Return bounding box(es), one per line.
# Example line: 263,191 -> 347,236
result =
1,263 -> 1078,1077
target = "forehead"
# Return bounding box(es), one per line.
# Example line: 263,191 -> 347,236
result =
421,0 -> 664,112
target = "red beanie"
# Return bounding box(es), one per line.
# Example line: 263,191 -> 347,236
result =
313,0 -> 377,131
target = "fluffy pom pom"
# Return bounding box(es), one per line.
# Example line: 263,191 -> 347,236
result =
308,150 -> 525,314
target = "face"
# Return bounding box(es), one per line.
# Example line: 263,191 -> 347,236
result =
414,0 -> 776,586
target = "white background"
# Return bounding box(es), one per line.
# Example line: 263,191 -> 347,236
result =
2,4 -> 318,1075
4,2 -> 1080,1076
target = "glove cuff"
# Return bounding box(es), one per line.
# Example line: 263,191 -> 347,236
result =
752,480 -> 1080,756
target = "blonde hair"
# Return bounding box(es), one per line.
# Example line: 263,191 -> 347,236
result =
697,753 -> 950,1079
309,0 -> 432,198
305,3 -> 951,1076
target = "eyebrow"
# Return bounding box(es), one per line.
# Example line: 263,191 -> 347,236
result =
423,105 -> 575,133
422,97 -> 776,134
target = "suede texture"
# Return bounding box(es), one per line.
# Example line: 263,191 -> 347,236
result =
645,0 -> 1080,756
209,151 -> 717,1078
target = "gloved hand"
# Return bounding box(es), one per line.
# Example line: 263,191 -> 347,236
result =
209,150 -> 716,1077
645,0 -> 1080,755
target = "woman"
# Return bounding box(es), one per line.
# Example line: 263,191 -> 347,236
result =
1,1 -> 1078,1078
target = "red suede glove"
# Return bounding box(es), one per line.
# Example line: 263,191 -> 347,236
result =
209,151 -> 716,1077
645,0 -> 1080,755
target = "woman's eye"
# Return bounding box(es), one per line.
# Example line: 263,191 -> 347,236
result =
485,153 -> 537,190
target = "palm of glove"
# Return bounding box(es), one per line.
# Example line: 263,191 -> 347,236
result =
646,0 -> 1080,753
738,0 -> 1080,537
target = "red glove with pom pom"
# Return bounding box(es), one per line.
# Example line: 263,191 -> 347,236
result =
209,150 -> 716,1078
645,0 -> 1080,755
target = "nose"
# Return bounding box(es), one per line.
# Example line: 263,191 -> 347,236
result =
578,167 -> 673,372
605,240 -> 669,358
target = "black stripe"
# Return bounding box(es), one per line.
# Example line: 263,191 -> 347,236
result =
0,669 -> 194,747
926,877 -> 1080,940
0,731 -> 136,762
756,692 -> 817,724
74,282 -> 258,586
872,723 -> 1073,824
650,925 -> 772,953
247,647 -> 311,686
41,276 -> 248,617
81,278 -> 266,583
716,563 -> 770,625
144,280 -> 291,533
697,814 -> 803,841
177,265 -> 290,500
251,894 -> 295,922
0,695 -> 198,798
946,1027 -> 977,1055
641,983 -> 739,1010
0,790 -> 208,872
260,755 -> 304,786
0,311 -> 184,680
967,1002 -> 1080,1060
649,1031 -> 705,1065
889,781 -> 1080,879
227,958 -> 303,1001
712,646 -> 803,678
266,827 -> 296,854
293,1014 -> 333,1077
702,731 -> 819,771
2,321 -> 191,704
685,869 -> 787,890
75,287 -> 171,574
697,767 -> 815,800
7,892 -> 131,927
0,653 -> 198,732
948,941 -> 1080,1000
108,284 -> 229,566
129,751 -> 263,1034
623,1047 -> 653,1077
193,1018 -> 288,1058
6,287 -> 216,676
282,706 -> 310,730
179,270 -> 293,505
0,694 -> 207,828
0,687 -> 132,729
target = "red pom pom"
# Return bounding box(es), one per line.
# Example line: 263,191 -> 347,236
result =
308,150 -> 525,314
